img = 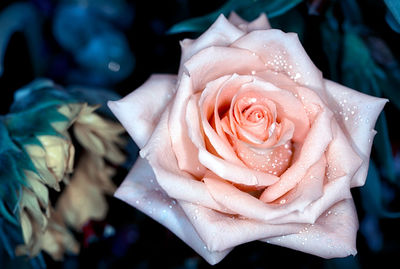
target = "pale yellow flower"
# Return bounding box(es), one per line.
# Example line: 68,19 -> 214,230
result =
16,102 -> 125,260
56,152 -> 116,229
73,104 -> 126,165
40,210 -> 80,261
24,135 -> 74,191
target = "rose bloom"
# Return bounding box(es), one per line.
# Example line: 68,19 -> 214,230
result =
109,13 -> 386,264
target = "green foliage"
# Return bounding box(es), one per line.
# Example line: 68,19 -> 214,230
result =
361,161 -> 400,218
0,121 -> 30,225
168,0 -> 302,34
323,256 -> 360,269
4,80 -> 76,146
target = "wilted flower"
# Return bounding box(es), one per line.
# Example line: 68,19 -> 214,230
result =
40,209 -> 80,261
24,135 -> 74,191
56,153 -> 116,229
73,104 -> 126,165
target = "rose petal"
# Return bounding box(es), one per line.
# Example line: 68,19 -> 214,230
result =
269,154 -> 326,209
179,200 -> 304,252
178,14 -> 245,78
108,74 -> 176,148
269,121 -> 361,225
169,73 -> 207,177
325,120 -> 363,182
264,199 -> 358,259
141,105 -> 234,213
203,172 -> 289,221
231,30 -> 324,91
236,78 -> 310,142
199,74 -> 252,165
198,146 -> 280,187
114,157 -> 230,265
184,46 -> 266,91
260,108 -> 333,202
324,79 -> 387,187
228,12 -> 271,32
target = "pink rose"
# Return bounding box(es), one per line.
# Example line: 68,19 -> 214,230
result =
109,13 -> 386,264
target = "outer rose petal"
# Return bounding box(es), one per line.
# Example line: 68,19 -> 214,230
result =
228,12 -> 271,32
184,46 -> 267,91
264,199 -> 358,258
169,73 -> 207,178
260,108 -> 333,202
179,200 -> 304,252
107,74 -> 176,148
231,30 -> 324,91
142,105 -> 234,213
114,157 -> 230,265
268,120 -> 361,225
324,80 -> 387,187
178,14 -> 245,78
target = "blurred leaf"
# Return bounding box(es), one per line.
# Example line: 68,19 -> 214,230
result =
384,0 -> 400,28
373,112 -> 397,184
360,214 -> 383,252
4,79 -> 78,146
320,6 -> 341,81
364,37 -> 400,110
340,0 -> 363,26
4,107 -> 70,146
168,0 -> 302,34
270,8 -> 305,38
11,79 -> 75,113
0,2 -> 44,77
67,85 -> 121,118
0,121 -> 31,225
323,256 -> 360,269
379,70 -> 400,110
360,160 -> 400,218
385,10 -> 400,33
307,0 -> 330,16
0,217 -> 23,260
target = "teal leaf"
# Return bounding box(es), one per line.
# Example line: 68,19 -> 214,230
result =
168,0 -> 302,34
320,7 -> 341,81
323,256 -> 360,269
0,217 -> 22,259
378,70 -> 400,110
373,112 -> 397,184
11,79 -> 76,113
0,121 -> 31,225
360,160 -> 400,218
0,2 -> 44,77
384,0 -> 400,29
386,10 -> 400,33
4,106 -> 70,144
67,85 -> 121,118
269,8 -> 305,40
4,79 -> 78,145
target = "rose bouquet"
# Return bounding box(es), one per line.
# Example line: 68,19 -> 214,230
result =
109,13 -> 387,265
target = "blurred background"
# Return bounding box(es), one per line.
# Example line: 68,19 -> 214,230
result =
0,0 -> 400,268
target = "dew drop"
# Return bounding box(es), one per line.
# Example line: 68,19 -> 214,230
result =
108,61 -> 120,72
